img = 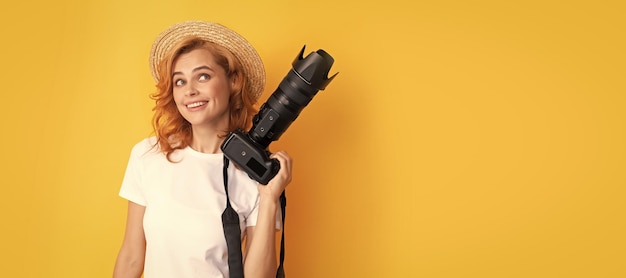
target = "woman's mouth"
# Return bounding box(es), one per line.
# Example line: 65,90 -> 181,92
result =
186,101 -> 208,108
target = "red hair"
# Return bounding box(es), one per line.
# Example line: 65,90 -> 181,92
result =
150,37 -> 258,161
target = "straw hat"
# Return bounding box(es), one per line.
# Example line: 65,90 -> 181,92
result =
149,20 -> 266,101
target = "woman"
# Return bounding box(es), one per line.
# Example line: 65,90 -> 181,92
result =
113,21 -> 291,278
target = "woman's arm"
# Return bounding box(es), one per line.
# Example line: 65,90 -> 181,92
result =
244,151 -> 292,278
113,201 -> 146,278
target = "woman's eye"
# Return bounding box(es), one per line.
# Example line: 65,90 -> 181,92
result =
199,74 -> 210,81
174,79 -> 185,86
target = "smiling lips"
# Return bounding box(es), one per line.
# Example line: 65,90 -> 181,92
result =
186,101 -> 207,108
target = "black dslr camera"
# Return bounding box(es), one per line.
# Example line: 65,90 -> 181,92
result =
221,46 -> 337,184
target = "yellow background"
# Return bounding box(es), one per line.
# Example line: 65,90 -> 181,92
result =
1,0 -> 624,277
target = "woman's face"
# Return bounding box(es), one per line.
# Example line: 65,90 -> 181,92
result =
172,48 -> 232,129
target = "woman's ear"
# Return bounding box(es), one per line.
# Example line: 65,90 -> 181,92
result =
229,74 -> 239,89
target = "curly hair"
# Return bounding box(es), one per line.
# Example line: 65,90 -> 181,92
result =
150,37 -> 259,161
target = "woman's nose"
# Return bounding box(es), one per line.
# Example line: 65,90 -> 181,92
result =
186,85 -> 199,96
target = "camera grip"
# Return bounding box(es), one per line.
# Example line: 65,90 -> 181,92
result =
221,130 -> 280,185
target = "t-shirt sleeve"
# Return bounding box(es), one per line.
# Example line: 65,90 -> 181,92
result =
119,142 -> 147,206
246,196 -> 282,230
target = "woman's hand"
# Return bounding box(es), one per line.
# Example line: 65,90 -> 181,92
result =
257,151 -> 292,202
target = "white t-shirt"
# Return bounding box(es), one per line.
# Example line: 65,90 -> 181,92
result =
119,137 -> 279,277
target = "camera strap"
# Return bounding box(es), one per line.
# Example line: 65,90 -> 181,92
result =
277,190 -> 286,278
222,157 -> 245,278
221,156 -> 287,278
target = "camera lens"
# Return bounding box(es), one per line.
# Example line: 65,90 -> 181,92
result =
249,47 -> 336,148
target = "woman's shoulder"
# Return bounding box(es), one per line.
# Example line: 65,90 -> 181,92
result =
129,136 -> 160,157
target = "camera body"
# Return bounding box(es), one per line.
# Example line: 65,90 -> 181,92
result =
221,46 -> 336,184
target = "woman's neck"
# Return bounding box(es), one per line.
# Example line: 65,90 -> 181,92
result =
189,125 -> 227,154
